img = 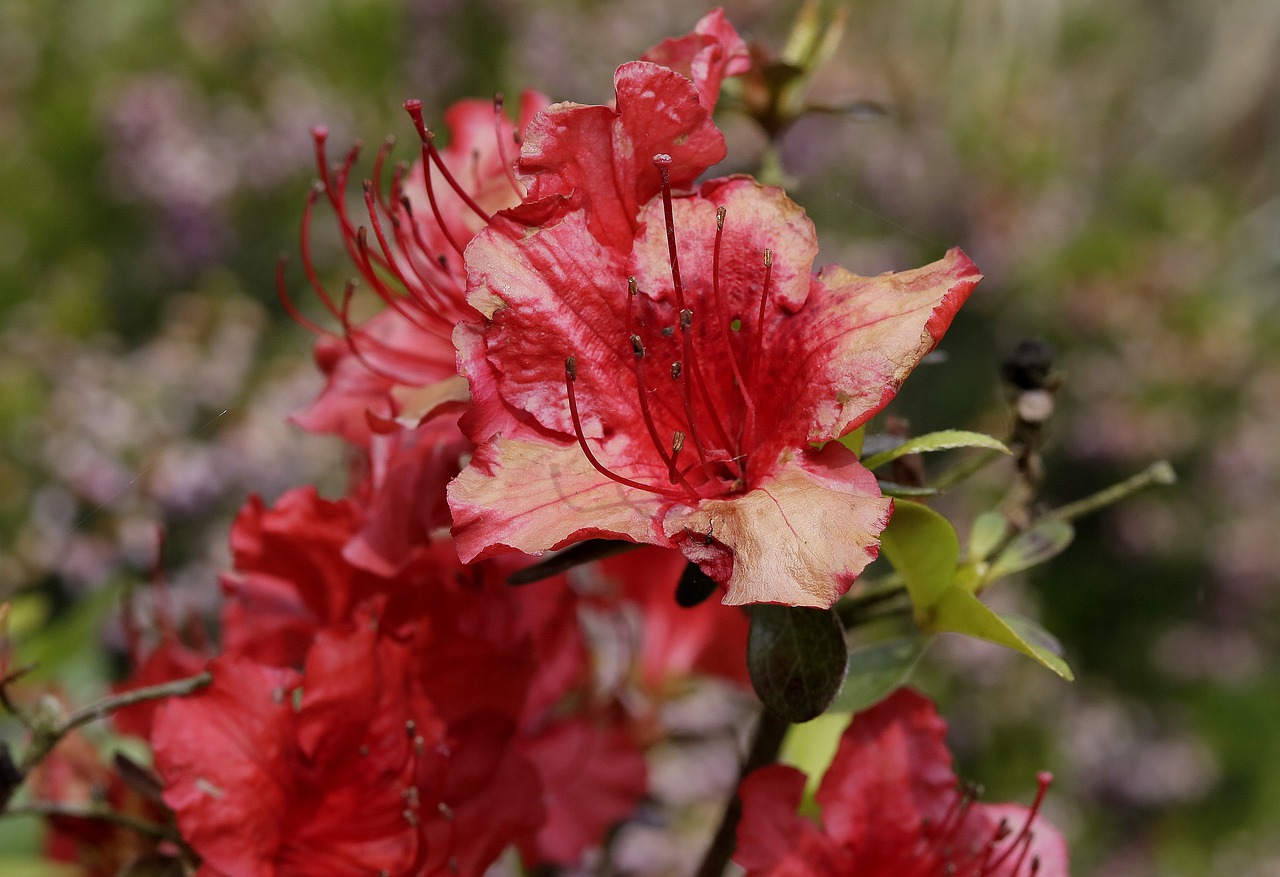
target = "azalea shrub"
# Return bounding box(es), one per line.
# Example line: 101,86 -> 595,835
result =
0,8 -> 1176,877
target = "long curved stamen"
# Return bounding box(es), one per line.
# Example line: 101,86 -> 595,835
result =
652,154 -> 739,475
670,361 -> 718,480
353,226 -> 437,335
743,248 -> 774,451
711,206 -> 756,443
403,102 -> 468,256
404,99 -> 492,223
299,184 -> 343,322
493,93 -> 524,197
983,772 -> 1053,875
631,336 -> 702,500
275,255 -> 329,336
396,196 -> 469,324
750,248 -> 774,387
362,182 -> 423,297
335,281 -> 416,384
565,358 -> 683,498
370,136 -> 397,217
313,130 -> 393,275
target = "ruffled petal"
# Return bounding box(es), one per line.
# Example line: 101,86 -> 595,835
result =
642,8 -> 751,112
448,434 -> 673,562
665,443 -> 890,607
761,249 -> 981,454
518,61 -> 725,251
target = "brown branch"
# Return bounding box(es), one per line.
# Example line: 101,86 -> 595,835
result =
695,707 -> 790,877
1,800 -> 178,841
19,671 -> 213,774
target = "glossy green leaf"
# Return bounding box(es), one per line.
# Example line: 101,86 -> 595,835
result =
967,511 -> 1010,562
829,635 -> 928,713
860,430 -> 1010,471
748,605 -> 849,723
931,586 -> 1074,680
987,518 -> 1075,582
879,499 -> 959,614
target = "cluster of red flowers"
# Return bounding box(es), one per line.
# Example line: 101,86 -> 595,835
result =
40,10 -> 1067,876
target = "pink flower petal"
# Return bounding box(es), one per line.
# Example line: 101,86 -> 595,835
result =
666,443 -> 890,607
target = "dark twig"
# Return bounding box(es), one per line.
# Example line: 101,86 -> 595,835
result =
18,671 -> 213,774
695,707 -> 790,877
506,539 -> 641,585
2,800 -> 177,840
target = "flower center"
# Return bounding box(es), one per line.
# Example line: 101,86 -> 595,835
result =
918,772 -> 1054,876
562,154 -> 778,505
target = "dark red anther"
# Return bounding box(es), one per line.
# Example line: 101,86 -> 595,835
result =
669,431 -> 686,484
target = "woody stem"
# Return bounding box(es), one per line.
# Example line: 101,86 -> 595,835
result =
694,707 -> 790,877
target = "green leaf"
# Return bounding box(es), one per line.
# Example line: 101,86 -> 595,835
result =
1001,614 -> 1068,660
931,587 -> 1074,680
0,858 -> 81,877
967,511 -> 1010,562
877,482 -> 940,498
748,605 -> 849,723
780,711 -> 850,803
837,424 -> 865,457
986,518 -> 1075,582
860,430 -> 1010,471
829,635 -> 928,713
879,499 -> 959,613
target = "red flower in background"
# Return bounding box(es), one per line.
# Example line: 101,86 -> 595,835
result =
448,46 -> 979,607
283,91 -> 547,575
734,689 -> 1069,877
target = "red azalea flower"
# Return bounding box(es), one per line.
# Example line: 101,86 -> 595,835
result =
153,612 -> 548,877
32,729 -> 171,877
282,93 -> 546,574
734,689 -> 1069,877
448,57 -> 978,606
215,486 -> 651,869
288,91 -> 548,445
595,547 -> 750,696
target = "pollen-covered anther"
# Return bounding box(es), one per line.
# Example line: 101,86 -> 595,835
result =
671,361 -> 683,381
668,430 -> 687,484
630,334 -> 645,358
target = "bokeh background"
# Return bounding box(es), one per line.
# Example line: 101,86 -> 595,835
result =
1,1 -> 1276,874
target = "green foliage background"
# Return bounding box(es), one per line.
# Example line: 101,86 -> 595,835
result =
1,1 -> 1276,874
